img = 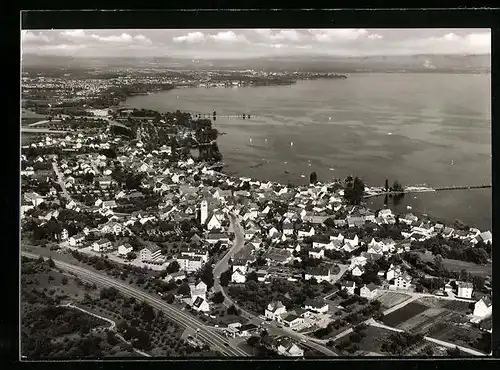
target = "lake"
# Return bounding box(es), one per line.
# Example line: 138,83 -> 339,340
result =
124,73 -> 492,230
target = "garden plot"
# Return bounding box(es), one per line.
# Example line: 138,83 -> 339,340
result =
375,292 -> 411,309
382,302 -> 428,327
397,308 -> 452,333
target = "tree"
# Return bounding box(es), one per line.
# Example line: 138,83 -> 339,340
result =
434,254 -> 444,272
472,275 -> 485,291
247,271 -> 258,282
310,172 -> 318,184
177,283 -> 190,296
164,293 -> 175,304
247,336 -> 260,347
199,264 -> 214,290
392,180 -> 404,192
212,291 -> 224,304
47,258 -> 56,268
166,260 -> 180,274
220,269 -> 231,287
227,305 -> 240,316
61,276 -> 68,285
126,251 -> 137,260
385,179 -> 389,192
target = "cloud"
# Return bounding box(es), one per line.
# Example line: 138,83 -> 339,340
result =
21,31 -> 52,44
309,29 -> 370,42
255,29 -> 302,42
60,29 -> 87,40
173,31 -> 205,43
208,31 -> 248,43
368,33 -> 383,40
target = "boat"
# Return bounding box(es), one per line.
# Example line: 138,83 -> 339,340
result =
290,142 -> 294,146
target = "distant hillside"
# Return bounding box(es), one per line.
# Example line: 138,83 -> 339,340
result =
22,53 -> 490,73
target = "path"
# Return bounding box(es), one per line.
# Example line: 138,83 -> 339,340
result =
58,302 -> 151,357
52,161 -> 72,201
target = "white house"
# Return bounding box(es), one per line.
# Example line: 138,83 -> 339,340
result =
473,297 -> 492,318
192,296 -> 210,312
277,340 -> 304,357
304,298 -> 329,314
308,249 -> 324,259
457,281 -> 473,299
298,226 -> 315,239
207,213 -> 223,230
360,283 -> 380,300
351,265 -> 365,277
265,301 -> 287,321
176,255 -> 204,273
342,281 -> 356,295
69,233 -> 85,247
386,264 -> 404,281
394,273 -> 412,290
282,313 -> 304,329
92,239 -> 113,253
282,220 -> 295,236
304,267 -> 331,283
232,268 -> 247,284
118,243 -> 133,256
140,244 -> 162,262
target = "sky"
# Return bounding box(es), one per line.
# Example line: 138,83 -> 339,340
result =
21,29 -> 491,59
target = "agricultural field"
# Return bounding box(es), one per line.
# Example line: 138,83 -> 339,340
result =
375,292 -> 411,309
417,252 -> 492,277
398,308 -> 462,334
349,326 -> 394,355
416,297 -> 474,314
382,302 -> 428,327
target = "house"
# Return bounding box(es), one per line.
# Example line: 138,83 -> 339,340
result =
360,283 -> 380,300
118,243 -> 133,256
442,227 -> 454,238
309,249 -> 324,259
352,265 -> 365,277
190,281 -> 208,300
478,231 -> 492,244
69,233 -> 85,247
265,301 -> 287,321
176,255 -> 204,273
60,229 -> 69,241
140,244 -> 162,262
394,273 -> 412,290
102,200 -> 117,209
457,281 -> 473,299
206,232 -> 229,246
96,176 -> 114,188
206,213 -> 223,230
237,323 -> 259,337
163,271 -> 186,283
256,270 -> 269,282
232,268 -> 247,284
282,220 -> 295,235
263,247 -> 292,265
92,239 -> 113,253
298,225 -> 315,239
386,264 -> 403,281
304,298 -> 329,314
342,281 -> 356,295
276,338 -> 304,357
191,296 -> 210,312
282,313 -> 304,329
473,297 -> 492,318
304,266 -> 331,283
347,216 -> 365,228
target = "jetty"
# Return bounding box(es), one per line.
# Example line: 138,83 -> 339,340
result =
363,184 -> 491,199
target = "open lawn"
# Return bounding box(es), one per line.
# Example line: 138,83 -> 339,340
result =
417,252 -> 492,277
382,302 -> 428,327
375,292 -> 411,309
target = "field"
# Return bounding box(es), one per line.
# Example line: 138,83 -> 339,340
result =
375,292 -> 411,309
416,297 -> 474,314
398,308 -> 460,334
351,326 -> 394,355
382,302 -> 428,327
417,252 -> 492,277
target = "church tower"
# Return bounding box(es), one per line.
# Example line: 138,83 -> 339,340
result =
200,200 -> 208,225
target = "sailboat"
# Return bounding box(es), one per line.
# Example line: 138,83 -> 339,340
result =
290,142 -> 294,147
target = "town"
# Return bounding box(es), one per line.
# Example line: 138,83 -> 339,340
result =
20,68 -> 492,359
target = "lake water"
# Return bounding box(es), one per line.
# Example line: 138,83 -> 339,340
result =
124,73 -> 492,230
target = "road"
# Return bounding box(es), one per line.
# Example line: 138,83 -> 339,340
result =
52,161 -> 72,201
22,127 -> 70,134
22,252 -> 249,357
210,215 -> 339,356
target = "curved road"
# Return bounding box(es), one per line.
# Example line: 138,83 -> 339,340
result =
22,252 -> 248,357
211,215 -> 339,357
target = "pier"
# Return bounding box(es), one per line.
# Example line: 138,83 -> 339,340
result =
363,184 -> 491,199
